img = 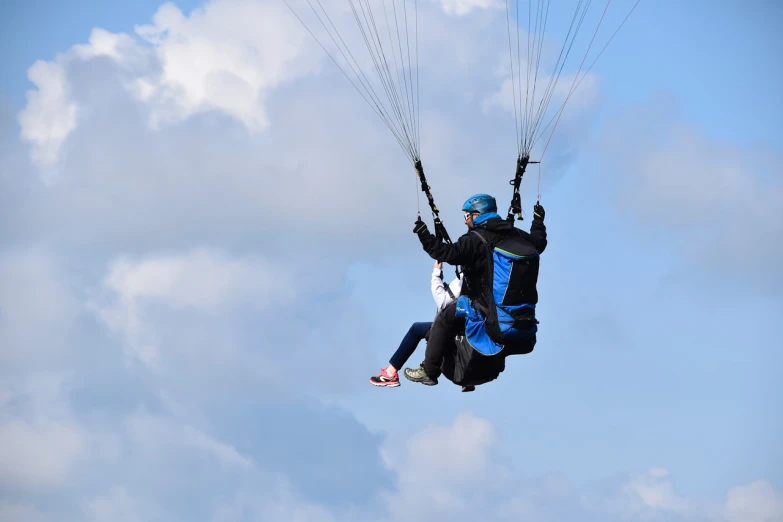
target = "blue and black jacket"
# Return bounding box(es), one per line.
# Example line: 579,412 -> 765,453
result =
417,212 -> 547,354
418,212 -> 546,307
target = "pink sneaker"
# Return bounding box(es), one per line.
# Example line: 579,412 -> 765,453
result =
370,367 -> 400,387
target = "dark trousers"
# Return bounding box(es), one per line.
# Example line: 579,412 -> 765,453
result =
389,321 -> 432,370
423,302 -> 464,379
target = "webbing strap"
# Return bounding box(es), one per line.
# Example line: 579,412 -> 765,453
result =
436,267 -> 456,301
415,160 -> 452,245
444,281 -> 456,301
415,160 -> 459,279
506,155 -> 539,222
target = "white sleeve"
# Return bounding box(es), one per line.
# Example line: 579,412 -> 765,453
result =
449,277 -> 463,300
431,268 -> 450,311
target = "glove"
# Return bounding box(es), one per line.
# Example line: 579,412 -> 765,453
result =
533,202 -> 545,220
413,217 -> 429,236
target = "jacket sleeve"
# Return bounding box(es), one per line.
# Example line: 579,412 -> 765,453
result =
430,267 -> 451,311
418,231 -> 481,266
449,277 -> 463,300
529,216 -> 547,254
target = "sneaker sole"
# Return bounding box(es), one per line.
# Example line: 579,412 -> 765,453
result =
403,371 -> 437,385
370,379 -> 400,387
403,375 -> 437,385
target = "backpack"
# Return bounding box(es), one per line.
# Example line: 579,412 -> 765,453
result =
453,228 -> 540,356
441,333 -> 506,387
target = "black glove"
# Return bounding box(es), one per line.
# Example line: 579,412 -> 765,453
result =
413,217 -> 429,236
533,202 -> 545,220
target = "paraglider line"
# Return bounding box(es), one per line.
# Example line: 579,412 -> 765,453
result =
532,0 -> 644,150
505,0 -> 520,150
527,0 -> 591,155
290,0 -> 413,160
537,0 -> 612,197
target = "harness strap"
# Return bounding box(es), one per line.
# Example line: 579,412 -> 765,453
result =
444,281 -> 456,301
415,159 -> 460,279
415,160 -> 453,244
469,229 -> 496,313
437,264 -> 457,301
506,155 -> 539,222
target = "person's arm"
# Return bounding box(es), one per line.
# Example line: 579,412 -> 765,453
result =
430,262 -> 452,310
529,203 -> 547,253
447,277 -> 463,301
414,219 -> 479,266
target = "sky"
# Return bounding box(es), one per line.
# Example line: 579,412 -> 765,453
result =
1,0 -> 782,521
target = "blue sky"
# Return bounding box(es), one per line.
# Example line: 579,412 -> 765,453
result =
1,1 -> 781,521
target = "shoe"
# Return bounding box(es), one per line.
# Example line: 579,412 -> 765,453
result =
403,365 -> 438,386
461,385 -> 475,392
370,366 -> 400,387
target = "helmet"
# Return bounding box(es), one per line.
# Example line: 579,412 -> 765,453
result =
461,194 -> 497,214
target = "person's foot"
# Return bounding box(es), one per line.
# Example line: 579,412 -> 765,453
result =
403,365 -> 437,385
370,366 -> 400,387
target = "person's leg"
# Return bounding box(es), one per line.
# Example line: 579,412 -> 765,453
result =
370,321 -> 432,387
422,302 -> 463,379
404,302 -> 464,385
388,322 -> 432,370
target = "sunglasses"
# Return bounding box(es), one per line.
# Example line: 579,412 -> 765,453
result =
464,212 -> 476,221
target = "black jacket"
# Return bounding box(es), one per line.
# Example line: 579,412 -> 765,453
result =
417,215 -> 547,307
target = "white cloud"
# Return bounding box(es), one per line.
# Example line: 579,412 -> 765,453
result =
725,480 -> 783,522
0,372 -> 72,417
86,487 -> 141,522
381,412 -> 510,520
92,248 -> 294,369
132,0 -> 321,131
15,26 -> 143,182
483,64 -> 601,151
0,417 -> 84,489
124,412 -> 254,471
72,28 -> 139,62
380,414 -> 783,522
0,373 -> 87,491
599,94 -> 783,288
17,60 -> 77,178
183,424 -> 254,470
0,503 -> 50,522
392,411 -> 499,484
85,486 -> 170,522
211,487 -> 339,522
436,0 -> 501,16
100,248 -> 288,311
0,394 -> 780,522
8,0 -> 599,256
621,467 -> 690,513
0,250 -> 79,371
16,0 -> 321,174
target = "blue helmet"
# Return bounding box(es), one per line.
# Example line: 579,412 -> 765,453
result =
462,194 -> 497,214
